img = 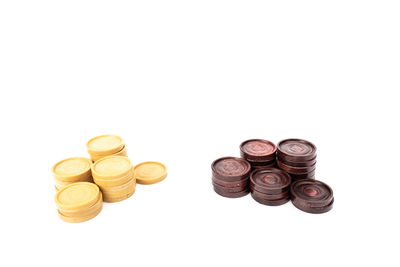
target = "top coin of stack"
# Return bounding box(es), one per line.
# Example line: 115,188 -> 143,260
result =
52,157 -> 93,191
277,139 -> 317,181
240,139 -> 277,169
86,135 -> 127,162
92,155 -> 136,203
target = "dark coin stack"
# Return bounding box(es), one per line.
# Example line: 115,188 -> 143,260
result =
277,139 -> 317,181
290,179 -> 334,214
250,168 -> 291,206
211,157 -> 251,198
240,139 -> 277,169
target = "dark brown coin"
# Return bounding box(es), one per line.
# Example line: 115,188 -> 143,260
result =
213,185 -> 249,198
248,159 -> 276,166
277,160 -> 316,174
211,157 -> 251,182
240,139 -> 277,162
292,198 -> 334,214
289,170 -> 316,180
212,181 -> 248,193
250,168 -> 291,194
212,176 -> 249,188
252,164 -> 276,170
290,179 -> 334,211
251,193 -> 290,206
277,139 -> 316,161
250,186 -> 289,200
277,154 -> 317,167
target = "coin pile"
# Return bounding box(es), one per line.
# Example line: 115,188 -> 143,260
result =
250,168 -> 291,206
277,139 -> 316,181
52,157 -> 93,191
290,179 -> 334,214
55,182 -> 103,223
240,139 -> 277,169
211,157 -> 251,198
92,156 -> 136,203
87,135 -> 127,162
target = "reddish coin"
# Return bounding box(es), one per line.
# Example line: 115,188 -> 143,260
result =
277,154 -> 317,167
213,185 -> 249,198
250,186 -> 289,200
250,168 -> 291,194
252,164 -> 276,170
277,139 -> 316,161
251,193 -> 290,206
240,139 -> 277,162
212,181 -> 248,193
277,160 -> 316,174
248,159 -> 276,166
212,176 -> 249,188
292,198 -> 334,214
290,171 -> 316,181
211,157 -> 251,182
290,179 -> 334,209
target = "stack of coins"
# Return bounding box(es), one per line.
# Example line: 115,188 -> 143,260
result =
133,161 -> 168,185
277,139 -> 317,181
52,157 -> 93,191
86,135 -> 128,162
211,157 -> 251,198
290,179 -> 334,214
92,156 -> 136,202
250,168 -> 291,206
240,139 -> 277,169
55,182 -> 103,223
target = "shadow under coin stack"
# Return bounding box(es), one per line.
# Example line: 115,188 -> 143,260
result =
55,182 -> 103,223
52,157 -> 93,191
92,156 -> 136,202
211,157 -> 251,198
277,139 -> 317,181
290,179 -> 334,214
250,168 -> 291,206
87,135 -> 128,162
240,139 -> 277,169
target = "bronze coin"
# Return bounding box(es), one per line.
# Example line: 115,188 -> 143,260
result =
250,168 -> 291,194
277,139 -> 316,162
213,185 -> 249,198
292,198 -> 334,214
212,181 -> 248,193
290,179 -> 334,209
250,186 -> 289,200
248,159 -> 276,166
212,176 -> 249,188
290,171 -> 316,181
277,154 -> 317,167
240,139 -> 277,162
251,193 -> 290,206
277,160 -> 316,174
211,157 -> 251,182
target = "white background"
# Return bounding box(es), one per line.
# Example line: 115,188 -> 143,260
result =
0,1 -> 399,266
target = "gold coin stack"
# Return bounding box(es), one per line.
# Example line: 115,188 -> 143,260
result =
55,182 -> 103,223
92,155 -> 136,202
86,135 -> 128,162
52,157 -> 93,191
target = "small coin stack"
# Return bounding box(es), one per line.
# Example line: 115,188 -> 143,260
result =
250,168 -> 291,206
55,182 -> 103,223
290,179 -> 334,214
92,156 -> 136,203
240,139 -> 277,169
211,157 -> 251,198
277,139 -> 317,181
52,157 -> 93,191
87,135 -> 127,162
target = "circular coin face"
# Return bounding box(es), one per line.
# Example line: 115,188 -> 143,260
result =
92,156 -> 133,178
250,168 -> 291,194
55,182 -> 100,211
86,135 -> 124,155
52,157 -> 92,180
134,161 -> 167,185
240,139 -> 277,161
290,179 -> 334,212
211,157 -> 251,181
277,139 -> 316,161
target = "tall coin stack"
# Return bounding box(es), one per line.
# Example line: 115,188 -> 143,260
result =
52,157 -> 93,191
211,157 -> 251,198
277,139 -> 316,181
92,156 -> 136,202
240,139 -> 277,169
87,135 -> 128,162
